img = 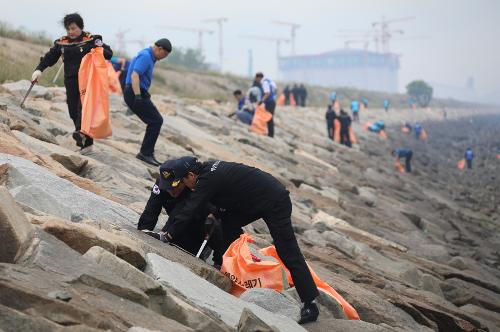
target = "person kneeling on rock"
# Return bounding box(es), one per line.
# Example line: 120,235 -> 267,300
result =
138,158 -> 224,268
156,156 -> 320,324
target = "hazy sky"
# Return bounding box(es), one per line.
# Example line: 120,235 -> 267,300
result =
1,0 -> 499,96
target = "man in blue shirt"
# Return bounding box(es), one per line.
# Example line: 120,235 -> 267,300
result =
392,149 -> 413,173
383,99 -> 390,112
124,38 -> 172,166
414,123 -> 422,140
232,90 -> 254,125
255,72 -> 277,137
465,148 -> 474,169
351,100 -> 360,122
110,56 -> 130,92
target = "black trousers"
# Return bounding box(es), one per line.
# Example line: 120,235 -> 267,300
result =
124,86 -> 163,156
265,100 -> 276,138
65,76 -> 93,145
466,159 -> 472,169
405,151 -> 413,172
340,129 -> 351,147
219,195 -> 319,303
327,125 -> 333,139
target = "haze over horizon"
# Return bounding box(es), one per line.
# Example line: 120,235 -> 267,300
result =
1,0 -> 499,102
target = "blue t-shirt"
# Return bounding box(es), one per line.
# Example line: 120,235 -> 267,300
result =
396,149 -> 412,158
351,100 -> 359,112
384,100 -> 389,108
465,150 -> 474,160
111,56 -> 130,72
125,47 -> 156,91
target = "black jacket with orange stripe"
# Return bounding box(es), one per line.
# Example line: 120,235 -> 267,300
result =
36,31 -> 113,78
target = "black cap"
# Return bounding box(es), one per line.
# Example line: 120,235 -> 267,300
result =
155,38 -> 172,52
158,156 -> 197,190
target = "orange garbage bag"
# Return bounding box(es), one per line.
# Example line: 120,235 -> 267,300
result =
497,154 -> 500,159
290,94 -> 296,107
379,130 -> 388,139
420,129 -> 428,141
333,119 -> 341,143
276,94 -> 285,106
106,61 -> 122,95
250,104 -> 272,135
401,127 -> 410,134
457,159 -> 466,170
395,161 -> 405,173
349,126 -> 357,145
78,47 -> 112,139
221,234 -> 360,320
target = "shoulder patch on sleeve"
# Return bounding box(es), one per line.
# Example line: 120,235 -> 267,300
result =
152,184 -> 160,195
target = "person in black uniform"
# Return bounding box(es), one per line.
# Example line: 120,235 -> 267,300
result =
137,168 -> 223,267
158,156 -> 320,324
31,13 -> 113,152
325,104 -> 337,140
338,109 -> 352,148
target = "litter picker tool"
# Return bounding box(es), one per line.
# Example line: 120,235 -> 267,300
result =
20,81 -> 36,109
196,216 -> 217,258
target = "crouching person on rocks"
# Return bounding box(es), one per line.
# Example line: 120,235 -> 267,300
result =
31,13 -> 113,153
138,157 -> 224,268
157,156 -> 320,324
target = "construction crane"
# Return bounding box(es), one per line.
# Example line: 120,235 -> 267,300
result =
372,16 -> 415,53
273,21 -> 300,55
203,17 -> 228,71
240,35 -> 290,60
155,25 -> 213,53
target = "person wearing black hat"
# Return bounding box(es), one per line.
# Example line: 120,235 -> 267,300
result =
158,156 -> 320,324
137,156 -> 224,266
124,38 -> 172,166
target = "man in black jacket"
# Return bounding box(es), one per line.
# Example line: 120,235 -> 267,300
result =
338,109 -> 352,148
159,156 -> 320,324
138,174 -> 223,267
31,13 -> 113,152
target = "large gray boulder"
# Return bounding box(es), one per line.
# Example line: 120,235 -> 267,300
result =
145,253 -> 306,331
0,153 -> 139,224
0,186 -> 34,262
240,288 -> 301,322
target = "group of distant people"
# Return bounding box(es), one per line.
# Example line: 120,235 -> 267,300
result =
282,84 -> 308,107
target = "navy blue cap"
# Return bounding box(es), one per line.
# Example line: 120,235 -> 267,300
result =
158,156 -> 197,190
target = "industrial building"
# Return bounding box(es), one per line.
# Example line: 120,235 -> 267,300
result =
278,49 -> 400,93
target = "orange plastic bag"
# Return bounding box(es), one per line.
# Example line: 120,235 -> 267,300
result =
290,94 -> 296,107
276,94 -> 285,106
497,154 -> 500,159
221,234 -> 360,320
349,127 -> 357,145
401,127 -> 410,134
79,47 -> 112,139
379,130 -> 388,139
457,159 -> 466,170
420,129 -> 428,141
250,104 -> 272,135
333,119 -> 341,143
106,61 -> 122,95
395,161 -> 405,173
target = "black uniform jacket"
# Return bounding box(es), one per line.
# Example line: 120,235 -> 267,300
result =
166,161 -> 288,240
36,31 -> 113,78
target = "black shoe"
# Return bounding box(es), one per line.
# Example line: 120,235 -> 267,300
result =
136,152 -> 161,166
151,154 -> 162,166
141,230 -> 167,242
298,302 -> 319,324
72,131 -> 84,148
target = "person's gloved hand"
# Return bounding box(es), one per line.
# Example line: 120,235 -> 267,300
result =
31,70 -> 42,83
204,214 -> 219,237
94,38 -> 103,47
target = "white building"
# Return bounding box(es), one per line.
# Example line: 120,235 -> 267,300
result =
278,49 -> 400,93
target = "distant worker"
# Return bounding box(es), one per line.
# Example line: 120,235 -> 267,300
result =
362,97 -> 368,109
330,91 -> 337,103
124,38 -> 172,166
442,108 -> 448,120
465,148 -> 474,169
392,149 -> 413,173
325,104 -> 337,140
283,85 -> 291,106
383,99 -> 390,112
300,84 -> 308,107
351,100 -> 360,122
414,122 -> 422,140
110,56 -> 130,92
368,120 -> 385,133
292,84 -> 300,106
338,109 -> 352,148
31,13 -> 113,152
255,72 -> 277,137
158,157 -> 320,324
232,89 -> 255,125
